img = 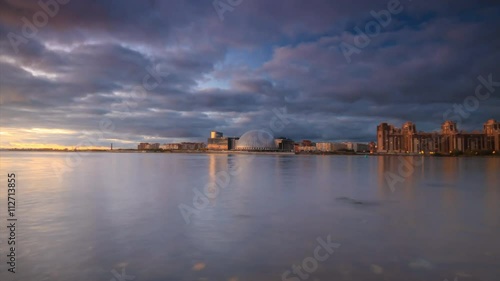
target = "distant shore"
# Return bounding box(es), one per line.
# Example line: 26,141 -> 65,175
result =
1,149 -> 498,157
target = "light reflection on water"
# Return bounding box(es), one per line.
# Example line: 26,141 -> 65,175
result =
0,152 -> 499,281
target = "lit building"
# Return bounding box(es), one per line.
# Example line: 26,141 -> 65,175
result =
377,119 -> 500,154
210,131 -> 223,139
296,145 -> 317,152
295,140 -> 316,152
369,142 -> 376,153
160,142 -> 205,150
315,142 -> 330,152
138,143 -> 160,150
484,119 -> 500,151
138,143 -> 149,150
315,142 -> 347,152
160,143 -> 180,150
207,131 -> 229,150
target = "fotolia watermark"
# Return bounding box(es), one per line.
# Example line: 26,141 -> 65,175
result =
213,0 -> 243,21
281,234 -> 340,281
339,0 -> 405,63
178,107 -> 292,224
50,63 -> 170,181
7,0 -> 71,54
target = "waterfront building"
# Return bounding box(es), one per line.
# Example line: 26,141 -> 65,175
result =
315,142 -> 330,152
484,119 -> 500,151
179,142 -> 206,150
228,137 -> 240,150
138,143 -> 160,150
159,142 -> 205,150
315,142 -> 347,152
210,131 -> 223,139
344,142 -> 370,152
207,131 -> 229,150
377,119 -> 500,154
160,143 -> 180,150
274,138 -> 295,152
296,145 -> 318,152
369,142 -> 376,153
138,143 -> 149,150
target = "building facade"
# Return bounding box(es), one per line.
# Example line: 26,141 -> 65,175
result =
315,142 -> 347,152
274,138 -> 295,152
207,131 -> 229,150
138,143 -> 160,150
160,143 -> 180,150
210,131 -> 223,139
484,119 -> 500,151
377,119 -> 500,154
344,142 -> 370,152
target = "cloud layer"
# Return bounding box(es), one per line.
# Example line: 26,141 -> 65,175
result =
1,0 -> 499,148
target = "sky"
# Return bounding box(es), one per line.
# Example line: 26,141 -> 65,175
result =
0,0 -> 499,148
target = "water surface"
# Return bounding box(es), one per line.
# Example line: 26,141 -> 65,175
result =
0,152 -> 498,281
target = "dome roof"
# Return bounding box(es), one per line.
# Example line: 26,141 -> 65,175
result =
236,130 -> 276,150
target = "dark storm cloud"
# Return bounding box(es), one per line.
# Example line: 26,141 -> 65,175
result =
1,0 -> 499,147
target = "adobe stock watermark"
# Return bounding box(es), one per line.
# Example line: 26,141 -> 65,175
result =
7,0 -> 71,54
109,267 -> 135,281
384,156 -> 423,192
50,63 -> 170,181
213,0 -> 243,21
442,73 -> 499,128
425,72 -> 499,148
383,73 -> 499,192
281,234 -> 340,281
178,107 -> 292,224
339,0 -> 405,63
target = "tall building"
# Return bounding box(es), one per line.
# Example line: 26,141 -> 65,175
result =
377,119 -> 500,154
228,137 -> 240,150
275,138 -> 295,152
484,119 -> 500,151
138,143 -> 149,150
376,123 -> 401,153
137,143 -> 160,150
207,131 -> 229,150
210,131 -> 223,139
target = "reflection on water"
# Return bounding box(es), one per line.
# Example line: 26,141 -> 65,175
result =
0,152 -> 499,281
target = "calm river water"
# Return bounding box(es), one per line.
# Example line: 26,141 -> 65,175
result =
0,152 -> 499,281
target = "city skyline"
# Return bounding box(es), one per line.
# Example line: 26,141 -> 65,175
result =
2,117 -> 500,150
1,1 -> 499,149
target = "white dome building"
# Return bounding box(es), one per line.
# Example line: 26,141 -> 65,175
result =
236,130 -> 277,151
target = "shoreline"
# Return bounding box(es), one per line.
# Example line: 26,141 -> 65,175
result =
0,149 -> 498,157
